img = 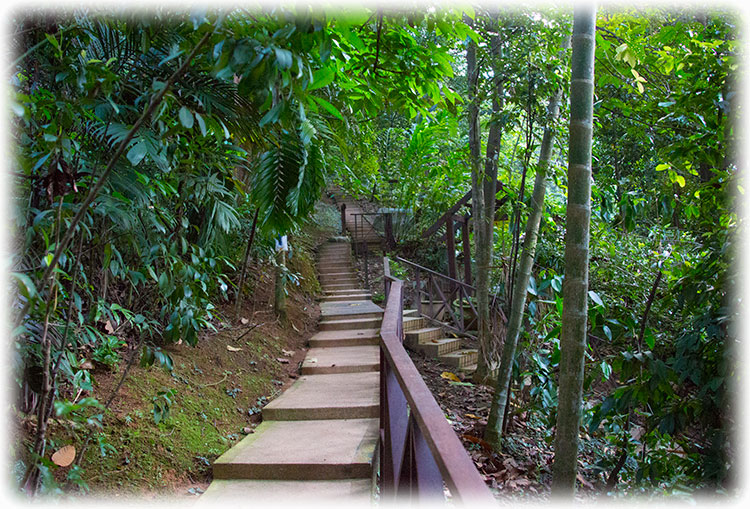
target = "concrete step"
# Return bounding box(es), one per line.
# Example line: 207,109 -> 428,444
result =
319,266 -> 354,274
318,257 -> 352,264
199,479 -> 371,503
403,316 -> 426,332
319,278 -> 358,286
263,372 -> 379,420
438,348 -> 479,369
413,337 -> 462,357
320,247 -> 351,252
322,284 -> 361,291
213,418 -> 377,480
459,363 -> 478,376
309,329 -> 380,348
302,345 -> 379,375
321,278 -> 359,287
319,316 -> 382,331
320,301 -> 383,321
320,293 -> 372,302
404,327 -> 443,347
324,288 -> 367,295
319,272 -> 357,279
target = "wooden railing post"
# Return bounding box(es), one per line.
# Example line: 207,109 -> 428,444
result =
446,218 -> 457,305
340,203 -> 347,234
462,216 -> 472,287
385,212 -> 395,252
415,266 -> 422,317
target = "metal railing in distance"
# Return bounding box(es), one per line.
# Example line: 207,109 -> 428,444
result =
379,257 -> 495,503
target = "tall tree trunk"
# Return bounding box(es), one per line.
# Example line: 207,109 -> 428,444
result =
485,78 -> 565,448
473,29 -> 504,382
552,4 -> 596,497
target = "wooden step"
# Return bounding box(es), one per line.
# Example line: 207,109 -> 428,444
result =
212,418 -> 377,480
262,372 -> 379,420
438,348 -> 479,369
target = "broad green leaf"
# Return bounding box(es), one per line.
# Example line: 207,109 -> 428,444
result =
312,96 -> 344,121
195,112 -> 207,136
127,141 -> 147,166
179,106 -> 194,129
588,290 -> 604,307
274,48 -> 293,69
308,67 -> 335,91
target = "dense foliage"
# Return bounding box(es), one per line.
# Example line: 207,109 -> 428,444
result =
9,4 -> 740,499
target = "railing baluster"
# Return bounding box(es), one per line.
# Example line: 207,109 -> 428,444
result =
412,416 -> 444,500
415,266 -> 422,317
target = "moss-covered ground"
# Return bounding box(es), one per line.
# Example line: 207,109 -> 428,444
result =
13,200 -> 341,499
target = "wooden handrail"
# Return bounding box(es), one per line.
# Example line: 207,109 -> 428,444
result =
379,257 -> 495,503
395,256 -> 476,292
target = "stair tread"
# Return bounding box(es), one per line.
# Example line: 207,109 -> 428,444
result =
263,372 -> 379,420
200,479 -> 372,502
213,418 -> 377,480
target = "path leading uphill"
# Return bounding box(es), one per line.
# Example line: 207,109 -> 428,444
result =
200,238 -> 382,503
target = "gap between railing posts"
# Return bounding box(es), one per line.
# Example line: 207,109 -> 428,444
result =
379,257 -> 495,504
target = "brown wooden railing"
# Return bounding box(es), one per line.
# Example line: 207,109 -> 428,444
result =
395,257 -> 507,338
379,257 -> 495,503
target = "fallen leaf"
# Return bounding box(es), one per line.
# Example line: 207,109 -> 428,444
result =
240,318 -> 249,325
282,349 -> 294,357
440,372 -> 461,383
276,358 -> 290,364
227,345 -> 242,352
460,434 -> 494,452
80,360 -> 94,370
104,321 -> 115,334
465,413 -> 481,420
52,445 -> 76,467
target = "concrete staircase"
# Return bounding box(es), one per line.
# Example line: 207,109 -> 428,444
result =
403,316 -> 479,374
201,238 -> 381,503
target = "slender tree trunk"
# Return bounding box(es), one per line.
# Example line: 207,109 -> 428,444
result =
234,207 -> 260,320
552,5 -> 596,497
485,80 -> 565,448
473,30 -> 504,381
